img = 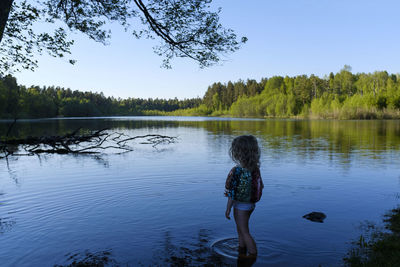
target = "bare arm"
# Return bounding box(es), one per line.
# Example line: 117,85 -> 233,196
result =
224,167 -> 236,220
225,197 -> 233,220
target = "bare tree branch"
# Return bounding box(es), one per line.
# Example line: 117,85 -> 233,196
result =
0,128 -> 177,158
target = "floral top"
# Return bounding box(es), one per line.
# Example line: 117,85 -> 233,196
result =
225,166 -> 263,203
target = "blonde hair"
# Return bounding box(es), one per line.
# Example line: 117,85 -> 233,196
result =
229,135 -> 260,171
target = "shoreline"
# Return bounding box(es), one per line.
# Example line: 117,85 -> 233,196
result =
2,113 -> 400,121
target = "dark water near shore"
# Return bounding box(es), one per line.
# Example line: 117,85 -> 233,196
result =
1,117 -> 399,266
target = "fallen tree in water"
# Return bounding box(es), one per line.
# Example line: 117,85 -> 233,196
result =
0,126 -> 177,158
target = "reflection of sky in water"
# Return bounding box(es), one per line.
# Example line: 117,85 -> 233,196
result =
0,117 -> 399,266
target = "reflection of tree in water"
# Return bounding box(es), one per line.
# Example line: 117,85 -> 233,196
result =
0,192 -> 16,234
147,229 -> 258,266
3,118 -> 400,168
51,229 -> 256,266
54,250 -> 118,267
0,217 -> 15,234
155,229 -> 226,266
193,119 -> 400,167
3,153 -> 112,186
4,157 -> 19,184
0,119 -> 182,139
67,154 -> 112,169
52,230 -> 224,266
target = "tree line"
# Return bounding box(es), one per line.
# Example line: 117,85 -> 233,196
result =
171,65 -> 400,119
0,75 -> 201,118
2,66 -> 400,119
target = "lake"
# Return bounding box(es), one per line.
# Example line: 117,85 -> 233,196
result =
1,117 -> 399,266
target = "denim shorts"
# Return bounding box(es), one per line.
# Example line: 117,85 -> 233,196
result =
233,201 -> 255,211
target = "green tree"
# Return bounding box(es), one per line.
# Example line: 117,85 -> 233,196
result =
293,75 -> 312,105
20,87 -> 57,118
2,75 -> 20,117
0,0 -> 246,74
212,92 -> 221,110
263,76 -> 284,94
0,80 -> 7,116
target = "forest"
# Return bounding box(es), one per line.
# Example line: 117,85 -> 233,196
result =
169,66 -> 400,119
1,66 -> 400,119
0,75 -> 201,118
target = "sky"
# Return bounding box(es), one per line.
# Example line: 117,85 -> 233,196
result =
13,0 -> 400,99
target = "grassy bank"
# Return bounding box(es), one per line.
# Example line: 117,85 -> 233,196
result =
142,105 -> 400,120
344,206 -> 400,266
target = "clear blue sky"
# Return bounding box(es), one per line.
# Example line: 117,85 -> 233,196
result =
14,0 -> 400,99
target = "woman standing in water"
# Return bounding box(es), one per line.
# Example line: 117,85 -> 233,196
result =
225,135 -> 263,258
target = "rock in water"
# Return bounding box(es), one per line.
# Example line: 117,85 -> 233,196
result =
303,212 -> 327,223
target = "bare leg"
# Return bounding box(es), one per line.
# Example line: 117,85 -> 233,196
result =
237,234 -> 247,256
234,208 -> 257,255
237,231 -> 245,247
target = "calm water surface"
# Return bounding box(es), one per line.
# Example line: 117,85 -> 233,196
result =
1,117 -> 399,266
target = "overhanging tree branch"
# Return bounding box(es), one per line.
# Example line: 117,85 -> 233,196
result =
0,0 -> 246,74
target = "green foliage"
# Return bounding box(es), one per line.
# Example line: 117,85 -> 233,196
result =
0,0 -> 246,74
1,75 -> 20,117
200,66 -> 400,119
1,0 -> 75,74
310,93 -> 334,118
60,98 -> 101,117
20,87 -> 58,118
203,79 -> 262,111
0,80 -> 8,116
3,66 -> 400,120
168,104 -> 213,116
0,75 -> 201,119
344,207 -> 400,267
